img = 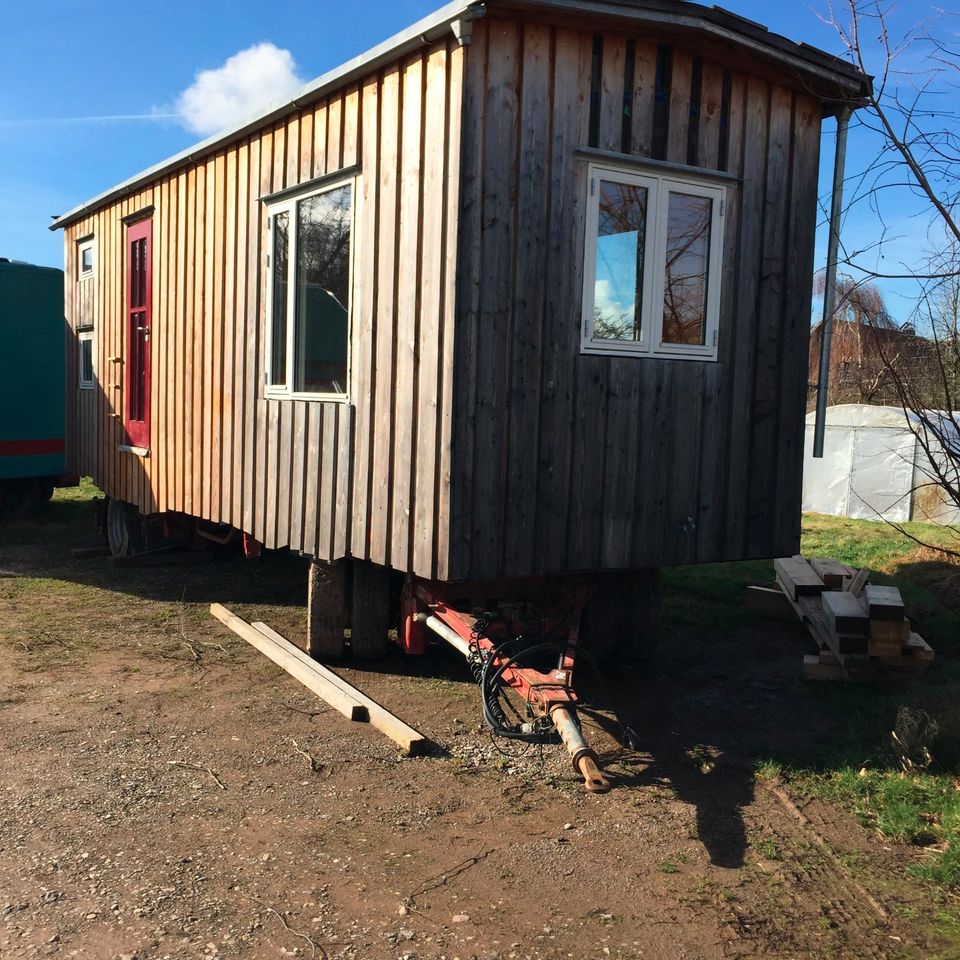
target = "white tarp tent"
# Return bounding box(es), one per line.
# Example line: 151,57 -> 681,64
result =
802,404 -> 960,525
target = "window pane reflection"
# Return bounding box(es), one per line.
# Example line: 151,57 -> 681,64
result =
296,185 -> 351,394
270,212 -> 289,385
662,192 -> 711,346
593,180 -> 647,342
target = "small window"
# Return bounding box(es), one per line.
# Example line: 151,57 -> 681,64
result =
582,162 -> 725,361
79,329 -> 94,389
265,176 -> 354,399
78,240 -> 95,279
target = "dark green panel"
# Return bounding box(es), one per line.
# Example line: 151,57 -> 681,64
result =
0,260 -> 66,480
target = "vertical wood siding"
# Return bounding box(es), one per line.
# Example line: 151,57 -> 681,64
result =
449,18 -> 823,580
63,40 -> 463,580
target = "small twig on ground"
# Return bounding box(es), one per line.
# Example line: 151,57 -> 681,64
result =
404,849 -> 492,910
247,896 -> 328,960
291,738 -> 324,773
166,759 -> 227,791
18,641 -> 30,652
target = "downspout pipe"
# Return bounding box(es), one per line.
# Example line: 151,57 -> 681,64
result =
813,105 -> 853,458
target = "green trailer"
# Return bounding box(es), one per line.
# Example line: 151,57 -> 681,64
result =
0,258 -> 73,514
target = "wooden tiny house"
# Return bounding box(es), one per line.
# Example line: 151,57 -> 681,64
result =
54,0 -> 868,596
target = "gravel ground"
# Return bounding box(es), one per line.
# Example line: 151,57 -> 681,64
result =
0,494 -> 950,959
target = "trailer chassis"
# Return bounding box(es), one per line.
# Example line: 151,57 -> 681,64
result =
400,576 -> 611,793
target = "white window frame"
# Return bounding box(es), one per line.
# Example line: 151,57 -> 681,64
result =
78,329 -> 95,390
78,239 -> 95,279
264,174 -> 357,402
581,161 -> 725,362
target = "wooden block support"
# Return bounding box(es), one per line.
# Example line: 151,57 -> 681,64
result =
822,590 -> 870,636
308,559 -> 349,659
774,556 -> 825,601
209,603 -> 368,722
253,621 -> 429,756
809,557 -> 850,590
864,584 -> 905,621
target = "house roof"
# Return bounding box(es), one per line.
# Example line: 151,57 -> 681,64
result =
50,0 -> 871,232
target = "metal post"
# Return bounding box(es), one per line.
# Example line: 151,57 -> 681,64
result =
813,106 -> 852,458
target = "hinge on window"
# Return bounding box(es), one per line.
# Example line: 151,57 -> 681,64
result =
590,178 -> 596,197
263,371 -> 268,385
720,197 -> 725,218
713,329 -> 719,347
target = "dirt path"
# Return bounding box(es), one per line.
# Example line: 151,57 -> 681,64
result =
0,501 -> 945,959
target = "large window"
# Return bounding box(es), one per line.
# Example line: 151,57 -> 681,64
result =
581,162 -> 725,361
265,177 -> 354,398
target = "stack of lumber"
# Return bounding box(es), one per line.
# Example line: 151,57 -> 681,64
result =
745,555 -> 934,681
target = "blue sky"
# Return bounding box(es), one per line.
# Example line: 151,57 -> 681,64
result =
0,0 -> 948,325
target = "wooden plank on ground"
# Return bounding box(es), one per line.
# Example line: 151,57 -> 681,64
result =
803,654 -> 846,681
252,621 -> 429,756
209,603 -> 367,722
865,585 -> 905,621
906,632 -> 935,662
744,585 -> 794,620
774,556 -> 824,600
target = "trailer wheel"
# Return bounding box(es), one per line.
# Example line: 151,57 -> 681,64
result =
106,498 -> 145,557
580,569 -> 661,664
351,560 -> 391,660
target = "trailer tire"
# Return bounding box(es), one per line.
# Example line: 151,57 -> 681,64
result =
351,560 -> 391,660
106,498 -> 145,557
580,569 -> 661,664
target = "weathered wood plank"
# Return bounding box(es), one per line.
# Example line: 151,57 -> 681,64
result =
391,52 -> 425,572
532,27 -> 592,575
470,20 -> 521,577
350,76 -> 380,561
435,42 -> 464,581
413,44 -> 450,579
368,65 -> 401,567
746,83 -> 791,557
503,23 -> 551,576
449,19 -> 489,579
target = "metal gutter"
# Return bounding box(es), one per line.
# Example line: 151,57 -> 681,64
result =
50,0 -> 486,231
813,106 -> 852,459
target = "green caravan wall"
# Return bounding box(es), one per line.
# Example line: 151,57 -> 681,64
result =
0,261 -> 66,480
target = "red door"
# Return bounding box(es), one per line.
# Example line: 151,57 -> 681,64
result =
125,219 -> 152,449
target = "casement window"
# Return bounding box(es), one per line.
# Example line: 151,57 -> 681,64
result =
581,162 -> 725,361
78,239 -> 95,279
264,175 -> 355,399
78,328 -> 94,389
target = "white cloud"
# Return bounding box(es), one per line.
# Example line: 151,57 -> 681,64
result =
174,43 -> 304,136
